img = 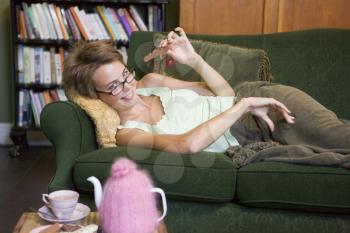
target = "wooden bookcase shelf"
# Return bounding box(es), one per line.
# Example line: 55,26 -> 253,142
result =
9,0 -> 168,156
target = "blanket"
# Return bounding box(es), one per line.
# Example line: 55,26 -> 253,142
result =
226,81 -> 350,169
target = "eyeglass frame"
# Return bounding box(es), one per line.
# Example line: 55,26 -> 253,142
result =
95,66 -> 135,96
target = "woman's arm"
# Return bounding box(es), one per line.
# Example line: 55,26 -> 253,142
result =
162,27 -> 235,97
116,97 -> 295,154
116,100 -> 246,154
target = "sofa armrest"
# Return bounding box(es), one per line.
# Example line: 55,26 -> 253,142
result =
40,101 -> 98,192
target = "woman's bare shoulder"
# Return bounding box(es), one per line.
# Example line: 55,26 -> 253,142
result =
137,72 -> 167,89
137,72 -> 215,96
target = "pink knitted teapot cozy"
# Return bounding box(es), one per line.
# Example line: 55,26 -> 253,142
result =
99,158 -> 166,233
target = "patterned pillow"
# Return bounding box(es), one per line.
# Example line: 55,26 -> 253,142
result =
66,91 -> 120,148
152,33 -> 272,88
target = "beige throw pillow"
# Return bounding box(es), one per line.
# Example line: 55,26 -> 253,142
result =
67,91 -> 120,148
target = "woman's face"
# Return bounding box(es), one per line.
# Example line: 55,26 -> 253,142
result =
92,60 -> 138,111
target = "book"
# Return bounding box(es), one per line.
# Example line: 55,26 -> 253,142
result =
60,8 -> 73,39
15,6 -> 22,39
23,46 -> 31,83
54,53 -> 62,85
22,7 -> 34,39
22,90 -> 30,126
79,9 -> 95,40
96,6 -> 116,41
148,5 -> 153,31
34,47 -> 43,84
59,47 -> 65,71
17,45 -> 24,83
108,8 -> 128,42
19,10 -> 27,39
18,90 -> 24,126
41,3 -> 58,39
43,51 -> 51,84
65,9 -> 81,40
29,47 -> 35,83
49,89 -> 59,102
37,92 -> 46,112
123,8 -> 139,32
129,5 -> 148,31
55,6 -> 69,40
29,90 -> 40,126
108,7 -> 128,42
21,3 -> 39,39
48,3 -> 64,40
116,8 -> 133,38
50,47 -> 56,84
70,6 -> 89,40
28,4 -> 44,39
42,91 -> 53,105
32,3 -> 50,39
82,11 -> 98,40
93,13 -> 110,40
57,89 -> 68,101
90,13 -> 104,40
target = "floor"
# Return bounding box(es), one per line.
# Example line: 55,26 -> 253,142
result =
0,146 -> 55,233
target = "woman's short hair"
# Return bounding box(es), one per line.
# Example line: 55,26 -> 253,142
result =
63,41 -> 124,98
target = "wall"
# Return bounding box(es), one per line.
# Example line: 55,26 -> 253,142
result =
0,0 -> 12,145
180,0 -> 350,35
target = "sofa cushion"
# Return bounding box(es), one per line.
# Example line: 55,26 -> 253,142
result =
236,161 -> 350,214
73,147 -> 236,202
151,33 -> 272,88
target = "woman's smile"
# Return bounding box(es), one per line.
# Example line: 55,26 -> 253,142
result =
120,89 -> 134,100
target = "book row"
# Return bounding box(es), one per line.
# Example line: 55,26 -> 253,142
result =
18,89 -> 67,127
18,45 -> 66,85
17,45 -> 128,85
17,2 -> 164,42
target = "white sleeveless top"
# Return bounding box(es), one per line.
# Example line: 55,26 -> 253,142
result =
121,87 -> 239,153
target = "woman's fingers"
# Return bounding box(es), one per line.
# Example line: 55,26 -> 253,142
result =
260,113 -> 275,132
167,31 -> 174,43
275,106 -> 295,124
284,111 -> 295,124
160,39 -> 167,48
269,98 -> 291,114
175,27 -> 186,37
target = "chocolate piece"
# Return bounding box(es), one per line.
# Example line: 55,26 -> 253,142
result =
61,224 -> 82,231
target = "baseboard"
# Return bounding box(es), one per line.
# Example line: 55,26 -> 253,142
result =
0,123 -> 13,145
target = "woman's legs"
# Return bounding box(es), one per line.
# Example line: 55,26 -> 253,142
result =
235,81 -> 350,149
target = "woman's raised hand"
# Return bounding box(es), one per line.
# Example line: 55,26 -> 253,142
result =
160,27 -> 199,67
241,97 -> 295,132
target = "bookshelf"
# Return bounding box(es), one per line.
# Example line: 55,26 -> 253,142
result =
9,0 -> 169,156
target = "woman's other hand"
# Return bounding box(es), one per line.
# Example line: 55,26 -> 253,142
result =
240,97 -> 295,132
160,27 -> 200,67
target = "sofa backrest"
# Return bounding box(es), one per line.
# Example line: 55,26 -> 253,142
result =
128,29 -> 350,120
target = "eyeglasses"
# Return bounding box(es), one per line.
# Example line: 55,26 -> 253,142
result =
95,66 -> 135,96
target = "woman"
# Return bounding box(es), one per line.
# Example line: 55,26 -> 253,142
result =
63,27 -> 350,157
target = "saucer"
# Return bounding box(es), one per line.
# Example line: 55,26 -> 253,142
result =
38,203 -> 91,223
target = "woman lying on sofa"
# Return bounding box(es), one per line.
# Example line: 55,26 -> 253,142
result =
63,27 -> 350,168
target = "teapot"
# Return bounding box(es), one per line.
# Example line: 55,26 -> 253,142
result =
87,158 -> 167,233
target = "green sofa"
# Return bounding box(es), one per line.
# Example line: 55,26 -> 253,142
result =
41,29 -> 350,233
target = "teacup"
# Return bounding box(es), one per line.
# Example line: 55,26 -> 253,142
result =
42,190 -> 79,219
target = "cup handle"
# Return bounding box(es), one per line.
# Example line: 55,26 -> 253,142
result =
151,188 -> 167,222
42,194 -> 50,205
